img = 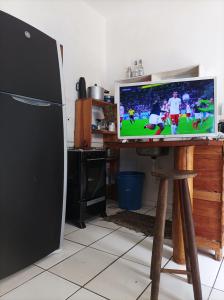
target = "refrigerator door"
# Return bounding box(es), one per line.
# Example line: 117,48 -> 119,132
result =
0,92 -> 64,279
0,11 -> 62,104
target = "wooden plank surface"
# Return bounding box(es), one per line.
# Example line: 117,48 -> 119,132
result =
193,145 -> 224,258
105,140 -> 223,149
172,146 -> 194,264
193,190 -> 221,202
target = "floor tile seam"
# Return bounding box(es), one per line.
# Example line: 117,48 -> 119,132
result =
82,287 -> 110,300
88,245 -> 120,259
86,221 -> 122,230
38,244 -> 89,271
207,257 -> 224,299
47,227 -> 123,272
64,286 -> 82,300
64,237 -> 90,247
166,256 -> 219,290
135,254 -> 184,300
134,256 -> 172,300
0,269 -> 46,298
82,235 -> 148,294
209,286 -> 224,296
63,285 -> 110,300
64,226 -> 121,249
64,229 -> 79,237
89,231 -> 149,267
120,253 -> 173,269
33,264 -> 47,271
47,269 -> 83,288
159,255 -> 221,300
92,233 -> 149,262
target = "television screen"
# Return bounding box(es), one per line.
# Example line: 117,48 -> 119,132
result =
117,77 -> 216,139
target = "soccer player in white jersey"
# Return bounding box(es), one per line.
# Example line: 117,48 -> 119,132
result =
160,100 -> 170,125
186,103 -> 192,123
168,91 -> 181,134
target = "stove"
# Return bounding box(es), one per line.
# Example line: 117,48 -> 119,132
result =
66,149 -> 106,228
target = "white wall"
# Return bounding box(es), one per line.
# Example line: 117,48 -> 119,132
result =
0,0 -> 106,146
105,0 -> 224,205
106,0 -> 224,95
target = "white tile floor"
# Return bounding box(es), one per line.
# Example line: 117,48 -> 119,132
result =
0,202 -> 224,300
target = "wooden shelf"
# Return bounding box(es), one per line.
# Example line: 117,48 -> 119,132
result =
105,140 -> 223,149
92,129 -> 116,135
92,99 -> 116,108
75,98 -> 118,149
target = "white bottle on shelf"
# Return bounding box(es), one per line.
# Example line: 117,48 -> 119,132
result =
132,60 -> 138,77
126,66 -> 132,78
138,59 -> 144,76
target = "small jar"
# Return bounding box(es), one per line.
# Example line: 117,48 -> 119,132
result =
109,122 -> 115,132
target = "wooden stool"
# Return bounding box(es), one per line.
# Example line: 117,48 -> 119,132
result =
150,170 -> 202,300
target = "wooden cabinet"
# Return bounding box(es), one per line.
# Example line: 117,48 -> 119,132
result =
193,145 -> 224,260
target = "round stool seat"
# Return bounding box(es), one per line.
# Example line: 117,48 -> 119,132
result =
151,169 -> 197,180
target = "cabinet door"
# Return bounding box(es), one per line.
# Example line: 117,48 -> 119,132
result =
85,158 -> 106,200
193,146 -> 222,242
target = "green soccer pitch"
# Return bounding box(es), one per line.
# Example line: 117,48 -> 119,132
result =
120,115 -> 214,137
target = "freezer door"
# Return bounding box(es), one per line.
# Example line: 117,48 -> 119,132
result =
0,10 -> 62,104
0,93 -> 64,279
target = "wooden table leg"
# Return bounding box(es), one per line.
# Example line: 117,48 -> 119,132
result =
173,146 -> 195,264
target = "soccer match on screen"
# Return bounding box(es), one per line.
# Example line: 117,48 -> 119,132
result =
119,78 -> 215,138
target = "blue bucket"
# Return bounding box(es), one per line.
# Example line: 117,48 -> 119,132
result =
116,171 -> 145,210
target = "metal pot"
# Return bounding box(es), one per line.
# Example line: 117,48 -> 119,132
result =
87,84 -> 104,100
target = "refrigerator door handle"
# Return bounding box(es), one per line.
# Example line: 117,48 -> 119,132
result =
11,95 -> 51,107
0,91 -> 63,107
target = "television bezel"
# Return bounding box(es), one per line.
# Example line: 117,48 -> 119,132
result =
116,76 -> 217,140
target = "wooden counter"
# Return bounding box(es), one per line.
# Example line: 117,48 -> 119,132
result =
105,139 -> 222,149
105,139 -> 224,264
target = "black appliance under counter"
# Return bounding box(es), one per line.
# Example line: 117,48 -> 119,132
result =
66,149 -> 107,228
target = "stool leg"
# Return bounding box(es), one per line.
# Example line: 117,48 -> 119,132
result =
182,179 -> 202,300
150,178 -> 168,300
179,180 -> 192,284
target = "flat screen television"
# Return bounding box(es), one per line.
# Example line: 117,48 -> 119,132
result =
116,77 -> 217,139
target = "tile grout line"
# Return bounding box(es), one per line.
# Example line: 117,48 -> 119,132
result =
0,269 -> 46,298
48,231 -> 149,293
0,226 -> 120,299
135,254 -> 173,300
82,234 -> 149,292
87,222 -> 122,230
89,240 -> 172,269
207,257 -> 224,300
46,226 -> 126,287
64,286 -> 83,300
0,209 -> 161,299
64,225 -> 121,249
57,214 -> 172,299
50,232 -> 172,300
35,244 -> 89,271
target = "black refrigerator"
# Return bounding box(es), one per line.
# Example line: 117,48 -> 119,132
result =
0,11 -> 66,279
